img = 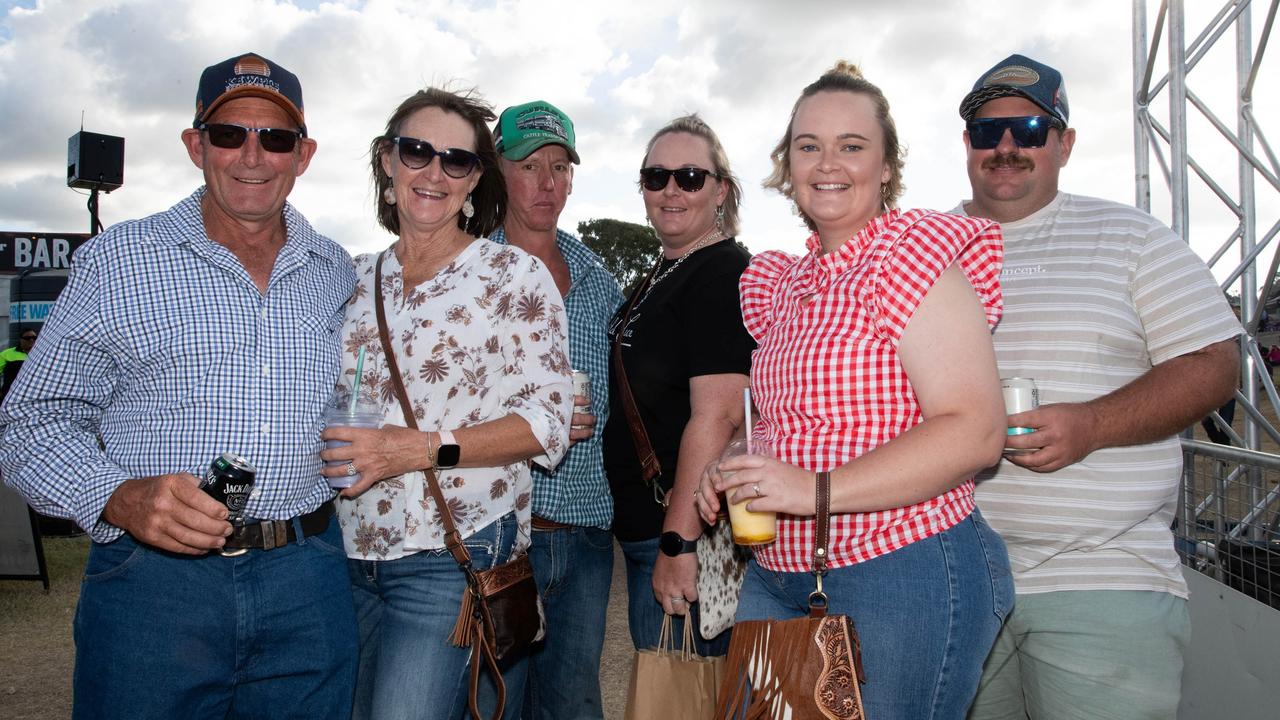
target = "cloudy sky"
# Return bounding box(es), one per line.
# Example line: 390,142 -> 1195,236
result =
0,0 -> 1272,282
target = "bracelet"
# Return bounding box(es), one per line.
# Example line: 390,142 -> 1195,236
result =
426,431 -> 437,469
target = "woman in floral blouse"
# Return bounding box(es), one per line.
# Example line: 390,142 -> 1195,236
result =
696,63 -> 1014,717
321,88 -> 572,720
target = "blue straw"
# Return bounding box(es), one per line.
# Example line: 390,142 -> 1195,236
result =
348,346 -> 366,413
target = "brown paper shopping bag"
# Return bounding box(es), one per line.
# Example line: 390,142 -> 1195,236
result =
625,613 -> 725,720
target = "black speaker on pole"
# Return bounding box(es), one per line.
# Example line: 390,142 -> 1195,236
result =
67,131 -> 124,191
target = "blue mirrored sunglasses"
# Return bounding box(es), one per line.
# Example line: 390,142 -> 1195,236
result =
966,115 -> 1062,150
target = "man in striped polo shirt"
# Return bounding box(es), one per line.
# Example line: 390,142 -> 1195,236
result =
955,54 -> 1240,719
489,100 -> 624,720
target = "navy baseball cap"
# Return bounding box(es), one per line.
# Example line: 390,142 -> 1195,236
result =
959,54 -> 1069,127
194,53 -> 306,135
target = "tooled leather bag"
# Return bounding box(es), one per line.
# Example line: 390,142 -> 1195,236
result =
375,250 -> 545,720
714,472 -> 867,719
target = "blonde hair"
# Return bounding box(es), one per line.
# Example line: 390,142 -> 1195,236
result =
763,61 -> 905,231
639,114 -> 743,237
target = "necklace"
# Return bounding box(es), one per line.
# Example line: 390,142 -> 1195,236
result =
635,227 -> 724,307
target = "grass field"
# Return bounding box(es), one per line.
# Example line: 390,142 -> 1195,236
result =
0,535 -> 87,719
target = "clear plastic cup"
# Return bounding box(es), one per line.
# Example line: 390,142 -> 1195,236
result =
720,439 -> 777,546
324,400 -> 381,489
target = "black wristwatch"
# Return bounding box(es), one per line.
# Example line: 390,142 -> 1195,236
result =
659,531 -> 698,557
435,429 -> 461,469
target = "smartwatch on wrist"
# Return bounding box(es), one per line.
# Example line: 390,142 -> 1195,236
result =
659,531 -> 698,557
435,429 -> 461,469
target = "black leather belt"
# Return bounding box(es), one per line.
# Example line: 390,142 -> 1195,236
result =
221,501 -> 334,554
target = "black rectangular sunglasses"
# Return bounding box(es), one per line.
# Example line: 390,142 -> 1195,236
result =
966,116 -> 1061,150
199,123 -> 302,153
639,166 -> 718,193
390,137 -> 480,178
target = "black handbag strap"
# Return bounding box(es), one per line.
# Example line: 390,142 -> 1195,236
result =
808,471 -> 832,617
374,249 -> 473,570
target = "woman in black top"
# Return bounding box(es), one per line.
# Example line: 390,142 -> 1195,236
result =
604,114 -> 755,655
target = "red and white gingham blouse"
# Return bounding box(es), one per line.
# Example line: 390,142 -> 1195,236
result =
742,208 -> 1003,572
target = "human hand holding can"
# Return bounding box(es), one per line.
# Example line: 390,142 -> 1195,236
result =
571,370 -> 591,430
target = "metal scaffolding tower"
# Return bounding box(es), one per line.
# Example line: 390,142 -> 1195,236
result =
1134,0 -> 1279,539
1135,0 -> 1278,444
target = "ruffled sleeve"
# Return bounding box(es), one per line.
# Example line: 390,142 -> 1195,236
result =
869,211 -> 1004,345
739,249 -> 800,342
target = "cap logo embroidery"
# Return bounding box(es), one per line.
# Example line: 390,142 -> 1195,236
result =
515,109 -> 569,142
983,65 -> 1040,88
233,56 -> 270,77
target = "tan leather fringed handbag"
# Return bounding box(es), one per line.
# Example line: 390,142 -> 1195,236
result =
714,471 -> 867,719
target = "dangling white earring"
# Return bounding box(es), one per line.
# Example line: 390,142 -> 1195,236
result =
715,204 -> 725,230
462,194 -> 475,219
383,183 -> 396,206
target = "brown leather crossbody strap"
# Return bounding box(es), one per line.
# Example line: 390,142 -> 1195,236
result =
374,249 -> 472,568
612,260 -> 664,490
813,471 -> 831,574
808,471 -> 832,617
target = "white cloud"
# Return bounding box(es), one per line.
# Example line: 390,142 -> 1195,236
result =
0,0 -> 1274,285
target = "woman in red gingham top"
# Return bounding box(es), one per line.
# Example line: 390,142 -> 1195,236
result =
696,62 -> 1015,717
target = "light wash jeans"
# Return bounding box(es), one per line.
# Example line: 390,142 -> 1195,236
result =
736,511 -> 1014,719
73,519 -> 358,720
348,512 -> 527,720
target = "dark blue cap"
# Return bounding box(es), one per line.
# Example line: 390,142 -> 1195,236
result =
194,53 -> 306,135
959,54 -> 1069,127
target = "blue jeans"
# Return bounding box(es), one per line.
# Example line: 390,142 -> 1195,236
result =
72,519 -> 358,720
736,512 -> 1014,719
348,512 -> 528,720
508,524 -> 613,720
618,537 -> 731,657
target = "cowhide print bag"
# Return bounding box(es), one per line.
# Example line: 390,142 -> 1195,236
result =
696,517 -> 750,639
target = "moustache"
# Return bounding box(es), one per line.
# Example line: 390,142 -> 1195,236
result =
983,153 -> 1035,172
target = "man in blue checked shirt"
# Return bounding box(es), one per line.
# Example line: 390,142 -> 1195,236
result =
490,100 -> 623,720
0,53 -> 358,719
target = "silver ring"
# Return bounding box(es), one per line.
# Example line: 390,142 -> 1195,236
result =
753,483 -> 762,498
346,461 -> 358,477
670,596 -> 684,603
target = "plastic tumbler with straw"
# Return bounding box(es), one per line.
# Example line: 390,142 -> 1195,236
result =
724,388 -> 777,545
325,347 -> 381,489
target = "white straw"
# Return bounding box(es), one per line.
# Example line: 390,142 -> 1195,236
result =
743,387 -> 752,455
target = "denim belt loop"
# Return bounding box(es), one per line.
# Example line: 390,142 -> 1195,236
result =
292,514 -> 307,545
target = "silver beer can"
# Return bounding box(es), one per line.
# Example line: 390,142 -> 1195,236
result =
572,370 -> 591,411
1001,377 -> 1039,442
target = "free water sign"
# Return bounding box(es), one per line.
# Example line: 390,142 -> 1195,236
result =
0,232 -> 91,273
10,301 -> 55,322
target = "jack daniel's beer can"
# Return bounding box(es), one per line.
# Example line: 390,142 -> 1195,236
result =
200,452 -> 256,523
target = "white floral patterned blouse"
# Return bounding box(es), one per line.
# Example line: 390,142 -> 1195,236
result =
336,239 -> 573,561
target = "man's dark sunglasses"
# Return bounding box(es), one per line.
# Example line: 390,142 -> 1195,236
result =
639,167 -> 719,193
390,137 -> 480,178
966,116 -> 1063,150
19,334 -> 35,341
198,123 -> 303,153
